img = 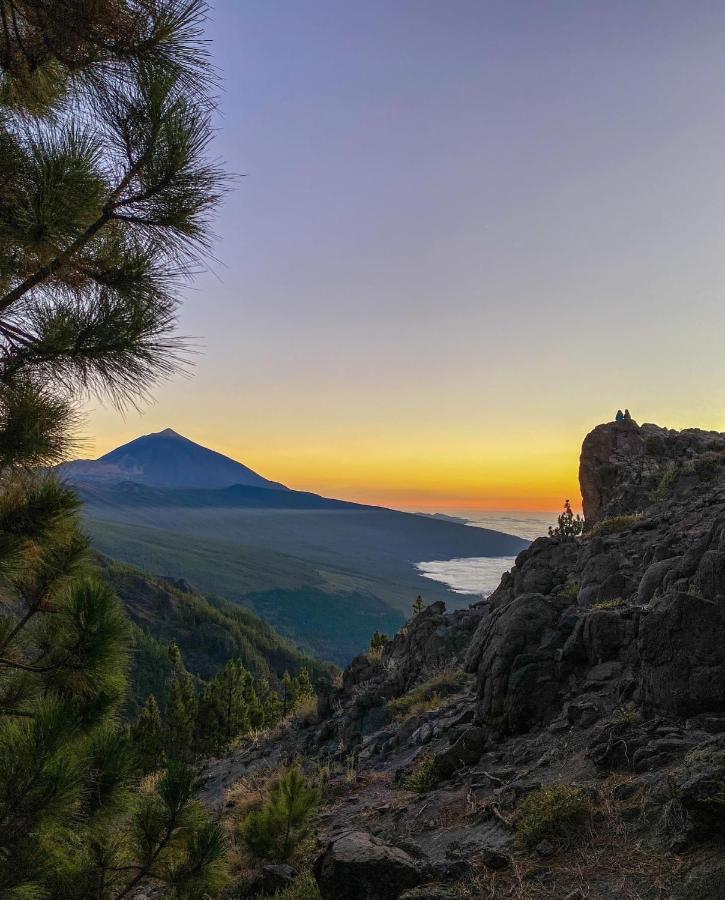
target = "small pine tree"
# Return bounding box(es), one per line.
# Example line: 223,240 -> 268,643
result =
247,687 -> 265,731
281,671 -> 299,717
132,694 -> 165,773
296,667 -> 314,699
412,595 -> 425,615
548,500 -> 584,539
240,767 -> 320,862
197,659 -> 250,753
256,676 -> 283,728
165,643 -> 198,761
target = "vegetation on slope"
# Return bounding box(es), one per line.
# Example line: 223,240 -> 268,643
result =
98,556 -> 332,713
90,520 -> 405,664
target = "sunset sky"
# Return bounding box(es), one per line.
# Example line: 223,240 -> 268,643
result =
86,1 -> 725,512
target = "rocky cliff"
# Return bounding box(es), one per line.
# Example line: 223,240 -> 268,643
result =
206,419 -> 725,900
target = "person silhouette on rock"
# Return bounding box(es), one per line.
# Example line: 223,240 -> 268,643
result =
616,410 -> 624,423
624,409 -> 632,421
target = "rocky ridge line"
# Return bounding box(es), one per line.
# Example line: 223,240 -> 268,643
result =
206,419 -> 725,899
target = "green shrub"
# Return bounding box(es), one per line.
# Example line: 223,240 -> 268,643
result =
387,670 -> 466,720
515,784 -> 591,849
592,597 -> 625,610
610,707 -> 642,726
558,581 -> 580,601
240,767 -> 320,862
649,462 -> 677,502
368,630 -> 389,662
402,755 -> 440,793
589,514 -> 642,537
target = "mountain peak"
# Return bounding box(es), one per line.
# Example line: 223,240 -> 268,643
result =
62,430 -> 288,492
154,427 -> 184,439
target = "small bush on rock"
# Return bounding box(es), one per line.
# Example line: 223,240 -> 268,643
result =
558,581 -> 580,601
388,670 -> 466,720
402,755 -> 440,793
610,707 -> 642,725
589,513 -> 642,537
649,462 -> 677,502
368,630 -> 389,661
593,597 -> 625,610
240,767 -> 320,862
515,784 -> 591,849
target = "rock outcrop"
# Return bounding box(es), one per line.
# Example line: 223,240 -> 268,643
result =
207,418 -> 725,900
466,418 -> 725,735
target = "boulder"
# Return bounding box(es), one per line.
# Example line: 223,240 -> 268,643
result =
314,831 -> 423,900
433,725 -> 487,777
469,593 -> 568,732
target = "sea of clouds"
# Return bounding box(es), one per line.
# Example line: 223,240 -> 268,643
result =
416,510 -> 554,596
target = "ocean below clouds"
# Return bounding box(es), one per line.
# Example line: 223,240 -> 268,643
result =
416,510 -> 554,596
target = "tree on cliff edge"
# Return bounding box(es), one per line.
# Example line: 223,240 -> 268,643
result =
0,2 -> 228,895
549,499 -> 584,539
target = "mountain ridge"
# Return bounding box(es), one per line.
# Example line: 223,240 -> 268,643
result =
61,427 -> 288,491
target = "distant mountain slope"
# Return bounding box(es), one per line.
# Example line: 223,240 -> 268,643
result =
89,520 -> 410,664
68,429 -> 529,663
80,485 -> 528,662
78,480 -> 527,565
63,428 -> 287,490
98,556 -> 330,714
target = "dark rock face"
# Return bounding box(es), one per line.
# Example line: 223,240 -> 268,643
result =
207,417 -> 725,900
314,831 -> 423,900
465,419 -> 725,735
639,591 -> 725,717
579,419 -> 646,526
332,601 -> 484,757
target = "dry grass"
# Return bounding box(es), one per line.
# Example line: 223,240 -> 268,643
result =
589,514 -> 643,538
388,669 -> 467,720
457,776 -> 684,899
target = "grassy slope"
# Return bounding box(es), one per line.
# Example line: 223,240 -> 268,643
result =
99,556 -> 331,714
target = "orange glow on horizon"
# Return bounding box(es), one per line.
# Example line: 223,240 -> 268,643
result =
86,417 -> 584,515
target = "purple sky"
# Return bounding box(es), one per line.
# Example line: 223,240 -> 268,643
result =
88,1 -> 725,509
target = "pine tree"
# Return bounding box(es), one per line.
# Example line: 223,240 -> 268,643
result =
281,670 -> 298,717
296,666 -> 314,699
256,675 -> 283,728
548,500 -> 584,539
412,594 -> 425,615
197,659 -> 250,753
132,693 -> 165,773
0,3 -> 228,893
247,685 -> 265,731
165,641 -> 198,761
240,767 -> 320,863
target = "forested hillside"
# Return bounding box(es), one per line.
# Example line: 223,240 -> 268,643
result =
98,556 -> 332,714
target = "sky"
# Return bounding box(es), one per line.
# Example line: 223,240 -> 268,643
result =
86,0 -> 725,512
